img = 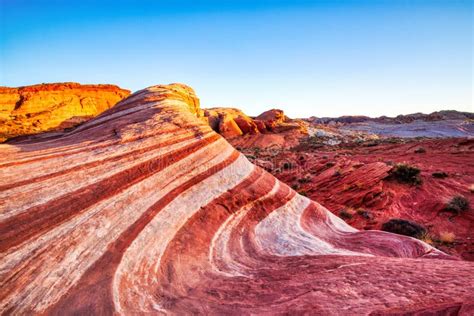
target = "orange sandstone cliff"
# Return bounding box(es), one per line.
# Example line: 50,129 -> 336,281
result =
0,82 -> 130,142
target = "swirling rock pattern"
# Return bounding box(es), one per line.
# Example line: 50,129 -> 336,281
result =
0,84 -> 473,315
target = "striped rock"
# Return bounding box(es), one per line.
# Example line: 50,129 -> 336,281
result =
0,84 -> 473,315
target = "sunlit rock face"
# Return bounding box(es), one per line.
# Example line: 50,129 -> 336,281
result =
0,83 -> 130,142
0,84 -> 473,315
204,107 -> 308,149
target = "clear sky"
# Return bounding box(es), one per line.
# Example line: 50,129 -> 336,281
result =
0,0 -> 472,117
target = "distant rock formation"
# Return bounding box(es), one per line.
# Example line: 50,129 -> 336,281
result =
0,82 -> 130,142
1,83 -> 473,314
204,108 -> 260,138
204,107 -> 307,143
312,110 -> 474,125
309,110 -> 474,138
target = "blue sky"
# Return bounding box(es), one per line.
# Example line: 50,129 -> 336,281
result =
0,0 -> 472,117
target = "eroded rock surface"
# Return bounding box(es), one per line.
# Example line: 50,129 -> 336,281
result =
0,82 -> 130,142
1,84 -> 473,314
204,107 -> 308,148
245,137 -> 474,260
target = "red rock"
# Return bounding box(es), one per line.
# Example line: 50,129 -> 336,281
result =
218,112 -> 243,138
253,119 -> 267,133
0,82 -> 130,142
205,107 -> 308,148
0,84 -> 473,314
258,137 -> 474,260
204,108 -> 258,136
255,108 -> 287,123
233,116 -> 259,134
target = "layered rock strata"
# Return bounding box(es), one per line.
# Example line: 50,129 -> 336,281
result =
0,83 -> 130,142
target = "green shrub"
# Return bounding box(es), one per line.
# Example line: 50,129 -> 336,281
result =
389,163 -> 422,185
381,218 -> 426,239
291,184 -> 300,190
432,172 -> 448,179
356,209 -> 373,220
339,209 -> 354,220
445,196 -> 470,214
298,177 -> 311,184
298,190 -> 308,197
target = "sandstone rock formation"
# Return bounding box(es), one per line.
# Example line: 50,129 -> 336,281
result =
204,107 -> 307,137
0,83 -> 130,142
204,107 -> 308,149
256,109 -> 305,134
1,84 -> 473,314
204,108 -> 256,138
255,108 -> 287,122
204,108 -> 260,137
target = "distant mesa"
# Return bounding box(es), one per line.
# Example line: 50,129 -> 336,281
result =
0,82 -> 130,142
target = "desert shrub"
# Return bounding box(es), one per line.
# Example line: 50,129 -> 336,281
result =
388,163 -> 422,185
282,162 -> 293,170
414,147 -> 426,154
432,172 -> 448,179
445,196 -> 470,214
386,138 -> 403,144
381,218 -> 426,239
325,161 -> 335,168
298,190 -> 308,197
439,231 -> 455,244
298,177 -> 311,184
339,209 -> 354,220
421,233 -> 434,245
356,209 -> 373,220
365,141 -> 379,147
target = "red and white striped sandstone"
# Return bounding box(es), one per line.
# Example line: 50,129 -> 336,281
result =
0,84 -> 473,315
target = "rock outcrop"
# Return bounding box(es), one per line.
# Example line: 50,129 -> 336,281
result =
204,107 -> 306,138
204,108 -> 258,138
0,82 -> 130,142
1,84 -> 473,314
